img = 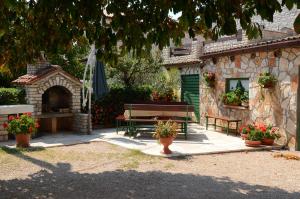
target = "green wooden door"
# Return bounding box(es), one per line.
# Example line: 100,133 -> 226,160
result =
181,74 -> 200,122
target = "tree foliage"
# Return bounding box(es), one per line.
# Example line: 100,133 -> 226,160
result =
106,51 -> 162,88
48,36 -> 90,79
0,0 -> 299,71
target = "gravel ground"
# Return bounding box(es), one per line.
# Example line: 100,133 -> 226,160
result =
0,142 -> 300,199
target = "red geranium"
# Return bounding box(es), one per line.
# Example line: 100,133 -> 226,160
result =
24,112 -> 32,116
2,122 -> 8,129
35,122 -> 40,128
8,115 -> 14,121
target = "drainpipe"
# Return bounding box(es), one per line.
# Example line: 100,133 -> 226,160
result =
296,65 -> 300,151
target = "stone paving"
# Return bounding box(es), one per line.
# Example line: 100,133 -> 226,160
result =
0,124 -> 282,157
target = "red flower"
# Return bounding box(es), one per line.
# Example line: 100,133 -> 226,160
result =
2,123 -> 8,129
29,127 -> 33,133
35,122 -> 40,128
25,112 -> 32,116
8,115 -> 14,121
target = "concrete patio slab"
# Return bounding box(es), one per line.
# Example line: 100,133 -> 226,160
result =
0,124 -> 282,157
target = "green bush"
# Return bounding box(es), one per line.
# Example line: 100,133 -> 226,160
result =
92,86 -> 153,127
0,88 -> 26,105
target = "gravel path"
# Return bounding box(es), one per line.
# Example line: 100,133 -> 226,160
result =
0,142 -> 300,199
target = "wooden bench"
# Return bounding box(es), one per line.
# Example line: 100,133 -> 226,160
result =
205,114 -> 241,135
117,104 -> 196,139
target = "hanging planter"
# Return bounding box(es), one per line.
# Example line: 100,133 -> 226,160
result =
203,71 -> 215,88
258,72 -> 277,88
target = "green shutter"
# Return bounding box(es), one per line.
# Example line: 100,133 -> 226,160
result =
181,74 -> 200,122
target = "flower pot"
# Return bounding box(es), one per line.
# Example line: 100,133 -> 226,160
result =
240,133 -> 248,140
16,134 -> 30,148
241,101 -> 249,108
262,138 -> 275,145
225,102 -> 240,106
159,137 -> 174,154
245,140 -> 261,147
205,81 -> 215,88
261,82 -> 275,88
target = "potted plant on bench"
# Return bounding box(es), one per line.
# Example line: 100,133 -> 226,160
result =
258,72 -> 277,88
2,113 -> 39,148
154,120 -> 178,154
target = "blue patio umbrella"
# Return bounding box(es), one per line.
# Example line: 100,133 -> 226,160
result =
93,60 -> 109,100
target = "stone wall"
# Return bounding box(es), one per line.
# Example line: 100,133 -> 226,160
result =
74,113 -> 92,134
200,47 -> 300,149
25,72 -> 82,115
27,61 -> 52,75
0,115 -> 8,141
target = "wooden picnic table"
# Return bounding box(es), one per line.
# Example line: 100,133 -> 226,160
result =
116,103 -> 196,139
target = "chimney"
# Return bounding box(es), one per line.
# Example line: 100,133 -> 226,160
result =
27,51 -> 51,75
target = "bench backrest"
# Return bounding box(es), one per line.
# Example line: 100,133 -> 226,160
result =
124,104 -> 196,121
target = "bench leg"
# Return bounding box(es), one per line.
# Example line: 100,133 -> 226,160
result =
235,121 -> 239,136
214,118 -> 217,130
227,121 -> 230,135
206,116 -> 208,130
184,122 -> 187,140
116,120 -> 119,134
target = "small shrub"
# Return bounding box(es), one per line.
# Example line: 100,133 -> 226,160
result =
92,86 -> 152,127
153,120 -> 178,139
0,88 -> 26,105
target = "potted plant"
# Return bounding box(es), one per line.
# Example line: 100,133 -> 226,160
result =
258,72 -> 277,88
241,91 -> 249,107
203,71 -> 215,87
2,113 -> 39,148
153,120 -> 178,154
245,129 -> 263,147
239,123 -> 254,140
221,91 -> 241,106
257,123 -> 281,145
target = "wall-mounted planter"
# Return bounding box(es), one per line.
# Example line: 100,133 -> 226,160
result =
258,72 -> 277,89
203,71 -> 215,88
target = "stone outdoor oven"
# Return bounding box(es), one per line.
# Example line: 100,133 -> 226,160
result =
13,60 -> 90,134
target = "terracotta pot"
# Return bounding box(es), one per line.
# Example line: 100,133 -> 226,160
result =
240,133 -> 248,140
225,102 -> 240,106
261,82 -> 275,88
206,81 -> 215,88
262,138 -> 275,145
16,134 -> 30,148
159,137 -> 174,154
245,140 -> 261,147
241,101 -> 249,107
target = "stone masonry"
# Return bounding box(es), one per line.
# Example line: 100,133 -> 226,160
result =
13,61 -> 91,134
0,115 -> 8,141
200,47 -> 300,148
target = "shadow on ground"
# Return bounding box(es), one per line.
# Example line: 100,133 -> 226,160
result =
0,148 -> 299,199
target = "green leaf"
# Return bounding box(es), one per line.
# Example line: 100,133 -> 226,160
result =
294,14 -> 300,34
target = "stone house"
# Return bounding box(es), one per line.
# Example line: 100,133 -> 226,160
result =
162,7 -> 300,150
